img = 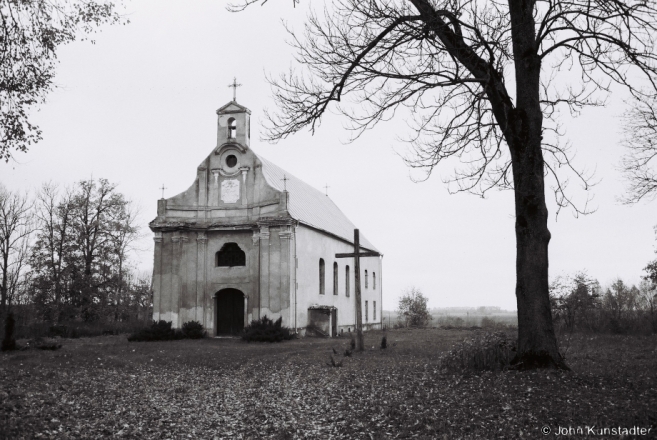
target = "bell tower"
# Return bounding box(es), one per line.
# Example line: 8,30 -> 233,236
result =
216,79 -> 251,149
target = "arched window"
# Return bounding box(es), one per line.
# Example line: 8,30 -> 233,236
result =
319,259 -> 325,295
333,262 -> 338,295
228,117 -> 237,139
365,270 -> 368,288
373,272 -> 376,289
345,265 -> 350,297
216,243 -> 246,267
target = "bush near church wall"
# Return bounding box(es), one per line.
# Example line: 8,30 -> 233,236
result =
242,316 -> 294,343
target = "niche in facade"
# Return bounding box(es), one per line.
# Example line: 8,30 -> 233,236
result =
216,242 -> 246,267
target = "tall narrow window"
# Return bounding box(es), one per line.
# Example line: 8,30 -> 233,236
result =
216,243 -> 246,267
373,272 -> 376,289
345,265 -> 350,297
365,301 -> 369,322
333,262 -> 338,295
365,270 -> 368,288
319,259 -> 325,295
373,301 -> 377,320
228,117 -> 237,139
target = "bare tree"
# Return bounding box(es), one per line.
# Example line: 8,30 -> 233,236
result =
637,279 -> 657,333
621,98 -> 657,203
0,185 -> 34,315
70,178 -> 128,319
30,183 -> 74,321
107,201 -> 141,322
234,0 -> 657,368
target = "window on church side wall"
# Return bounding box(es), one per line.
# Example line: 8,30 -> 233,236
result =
228,117 -> 236,139
319,259 -> 325,295
365,300 -> 369,322
333,262 -> 338,295
345,265 -> 350,297
216,243 -> 246,267
365,270 -> 368,289
373,272 -> 376,289
373,301 -> 377,320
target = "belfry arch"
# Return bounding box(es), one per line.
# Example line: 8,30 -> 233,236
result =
215,288 -> 247,335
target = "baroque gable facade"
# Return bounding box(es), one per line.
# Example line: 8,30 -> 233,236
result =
150,100 -> 382,336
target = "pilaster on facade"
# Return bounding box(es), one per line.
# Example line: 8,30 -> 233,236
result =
196,231 -> 207,325
240,167 -> 249,205
259,225 -> 271,310
152,231 -> 164,321
259,225 -> 270,241
171,232 -> 183,327
211,169 -> 220,185
279,225 -> 292,240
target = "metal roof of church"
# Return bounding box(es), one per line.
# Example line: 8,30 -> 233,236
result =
256,154 -> 379,252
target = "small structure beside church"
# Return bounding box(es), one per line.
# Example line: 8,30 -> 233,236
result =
150,97 -> 382,336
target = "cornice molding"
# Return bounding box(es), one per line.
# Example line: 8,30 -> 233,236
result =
215,142 -> 246,154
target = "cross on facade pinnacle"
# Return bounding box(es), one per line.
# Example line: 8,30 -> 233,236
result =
228,77 -> 242,101
159,184 -> 167,199
323,184 -> 330,196
281,175 -> 289,191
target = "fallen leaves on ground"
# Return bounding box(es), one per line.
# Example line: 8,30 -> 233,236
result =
0,329 -> 655,439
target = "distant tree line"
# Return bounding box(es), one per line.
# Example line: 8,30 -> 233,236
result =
550,267 -> 657,335
0,179 -> 151,336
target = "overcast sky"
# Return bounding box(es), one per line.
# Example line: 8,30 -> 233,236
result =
2,0 -> 656,310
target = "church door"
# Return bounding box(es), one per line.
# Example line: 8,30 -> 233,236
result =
215,289 -> 245,335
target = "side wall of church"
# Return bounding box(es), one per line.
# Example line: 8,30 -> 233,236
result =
294,225 -> 383,333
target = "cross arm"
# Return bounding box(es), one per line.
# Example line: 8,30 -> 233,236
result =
335,251 -> 381,258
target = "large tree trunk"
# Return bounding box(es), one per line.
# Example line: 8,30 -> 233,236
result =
506,0 -> 567,369
511,150 -> 566,368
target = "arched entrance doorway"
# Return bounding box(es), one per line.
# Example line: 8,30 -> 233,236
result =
215,288 -> 245,335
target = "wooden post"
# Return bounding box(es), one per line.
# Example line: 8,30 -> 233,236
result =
354,230 -> 364,351
335,229 -> 380,352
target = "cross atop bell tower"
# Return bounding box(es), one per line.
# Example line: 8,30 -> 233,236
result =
228,77 -> 242,102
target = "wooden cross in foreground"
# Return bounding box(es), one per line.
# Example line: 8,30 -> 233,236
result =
335,229 -> 380,352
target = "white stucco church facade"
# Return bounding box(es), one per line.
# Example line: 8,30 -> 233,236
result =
150,99 -> 382,336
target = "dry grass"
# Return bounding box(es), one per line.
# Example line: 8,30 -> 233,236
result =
0,328 -> 655,439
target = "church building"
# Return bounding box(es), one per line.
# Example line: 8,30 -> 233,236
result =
150,98 -> 383,336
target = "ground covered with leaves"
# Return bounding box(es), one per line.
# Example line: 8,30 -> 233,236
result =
0,329 -> 655,439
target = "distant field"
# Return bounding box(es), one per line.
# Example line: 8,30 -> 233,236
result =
382,311 -> 518,328
0,329 -> 655,439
